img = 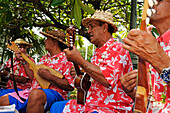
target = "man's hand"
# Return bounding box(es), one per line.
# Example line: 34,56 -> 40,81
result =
123,28 -> 158,62
70,66 -> 76,78
37,68 -> 52,81
123,27 -> 170,74
64,46 -> 83,64
120,70 -> 138,100
120,70 -> 137,93
0,69 -> 10,78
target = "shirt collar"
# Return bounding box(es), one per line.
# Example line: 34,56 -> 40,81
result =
159,29 -> 170,46
95,38 -> 115,53
46,52 -> 64,58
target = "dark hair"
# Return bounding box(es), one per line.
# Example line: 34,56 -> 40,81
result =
98,21 -> 114,34
50,37 -> 67,51
58,40 -> 68,51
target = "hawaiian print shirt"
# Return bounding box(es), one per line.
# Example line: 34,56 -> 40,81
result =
148,30 -> 170,113
5,57 -> 34,90
63,38 -> 134,113
31,52 -> 73,99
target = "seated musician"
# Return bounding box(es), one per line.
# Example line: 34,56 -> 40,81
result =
0,38 -> 34,96
0,29 -> 74,113
50,10 -> 134,113
120,0 -> 170,112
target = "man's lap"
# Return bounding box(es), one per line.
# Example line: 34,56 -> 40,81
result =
50,100 -> 98,113
9,88 -> 64,112
0,88 -> 22,97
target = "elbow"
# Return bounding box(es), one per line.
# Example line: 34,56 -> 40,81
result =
102,80 -> 111,88
68,86 -> 74,91
29,77 -> 33,81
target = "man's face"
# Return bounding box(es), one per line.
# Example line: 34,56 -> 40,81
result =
44,37 -> 55,51
18,44 -> 27,54
150,0 -> 170,25
87,20 -> 104,47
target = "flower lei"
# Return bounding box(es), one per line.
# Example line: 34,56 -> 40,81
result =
97,39 -> 116,65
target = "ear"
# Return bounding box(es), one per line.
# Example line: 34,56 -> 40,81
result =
103,23 -> 108,32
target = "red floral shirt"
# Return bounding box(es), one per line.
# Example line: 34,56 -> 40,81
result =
148,30 -> 170,113
31,52 -> 73,99
63,38 -> 133,113
5,57 -> 34,90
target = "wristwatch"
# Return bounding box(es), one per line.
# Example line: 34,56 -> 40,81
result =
160,67 -> 170,83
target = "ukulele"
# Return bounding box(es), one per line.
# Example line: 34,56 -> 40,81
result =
66,25 -> 91,105
134,0 -> 156,112
7,42 -> 64,89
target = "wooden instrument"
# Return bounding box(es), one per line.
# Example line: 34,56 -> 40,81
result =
134,0 -> 150,112
7,42 -> 64,89
66,25 -> 91,105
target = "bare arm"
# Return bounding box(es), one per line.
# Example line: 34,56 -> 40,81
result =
123,29 -> 170,74
0,69 -> 29,83
64,46 -> 111,88
15,51 -> 34,81
37,68 -> 74,91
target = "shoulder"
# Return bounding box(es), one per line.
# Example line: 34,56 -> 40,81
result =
110,41 -> 128,53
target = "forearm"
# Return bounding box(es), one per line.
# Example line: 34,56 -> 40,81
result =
0,70 -> 28,83
9,74 -> 29,83
50,76 -> 74,91
77,57 -> 110,88
23,62 -> 34,81
148,45 -> 170,74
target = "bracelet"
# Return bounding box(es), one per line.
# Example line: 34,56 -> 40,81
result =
5,72 -> 11,79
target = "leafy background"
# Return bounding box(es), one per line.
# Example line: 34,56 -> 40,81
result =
0,0 -> 159,67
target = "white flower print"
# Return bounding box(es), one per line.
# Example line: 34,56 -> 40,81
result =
104,94 -> 115,105
119,54 -> 127,68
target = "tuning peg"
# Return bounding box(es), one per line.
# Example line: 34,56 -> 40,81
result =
151,9 -> 156,14
153,0 -> 158,5
148,0 -> 154,8
147,9 -> 152,17
146,17 -> 150,25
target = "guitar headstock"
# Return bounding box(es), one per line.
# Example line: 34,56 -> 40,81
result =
66,25 -> 75,50
7,41 -> 20,52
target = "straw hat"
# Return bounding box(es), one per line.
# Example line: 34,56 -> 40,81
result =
82,10 -> 117,33
40,29 -> 68,47
14,38 -> 33,48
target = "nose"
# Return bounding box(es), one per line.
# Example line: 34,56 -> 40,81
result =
87,27 -> 91,34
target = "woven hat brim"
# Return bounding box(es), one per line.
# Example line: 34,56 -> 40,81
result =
15,41 -> 33,48
82,18 -> 117,33
40,32 -> 68,47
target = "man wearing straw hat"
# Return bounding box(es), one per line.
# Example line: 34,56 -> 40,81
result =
50,10 -> 134,113
0,38 -> 34,96
0,29 -> 74,113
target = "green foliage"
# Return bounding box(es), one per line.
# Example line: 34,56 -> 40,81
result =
73,0 -> 82,27
152,27 -> 160,38
78,44 -> 95,62
52,0 -> 66,6
70,0 -> 95,27
0,0 -> 147,63
78,0 -> 95,14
